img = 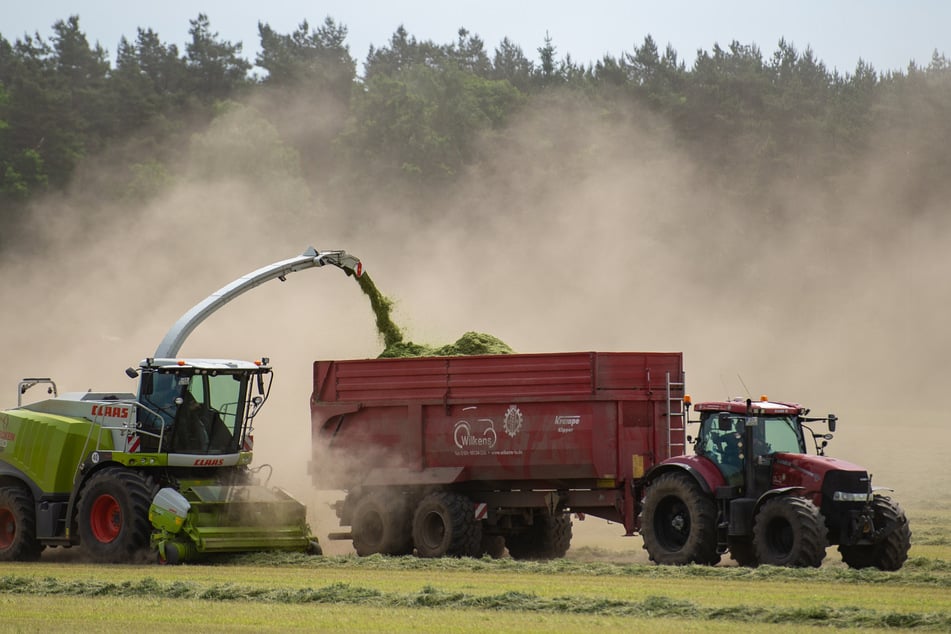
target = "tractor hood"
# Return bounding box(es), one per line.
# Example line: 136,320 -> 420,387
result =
771,452 -> 870,491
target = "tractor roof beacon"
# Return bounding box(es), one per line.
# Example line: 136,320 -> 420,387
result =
0,247 -> 362,564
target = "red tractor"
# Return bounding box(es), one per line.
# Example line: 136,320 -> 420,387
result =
639,396 -> 911,569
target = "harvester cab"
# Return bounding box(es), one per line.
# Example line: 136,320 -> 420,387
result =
0,247 -> 362,564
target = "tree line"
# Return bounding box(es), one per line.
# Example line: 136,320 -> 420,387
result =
2,14 -> 950,231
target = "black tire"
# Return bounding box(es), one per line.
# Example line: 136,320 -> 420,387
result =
640,472 -> 719,565
411,491 -> 481,558
351,492 -> 413,556
478,534 -> 506,559
506,512 -> 572,560
838,496 -> 911,571
728,537 -> 758,567
77,468 -> 156,563
0,486 -> 43,561
753,496 -> 827,568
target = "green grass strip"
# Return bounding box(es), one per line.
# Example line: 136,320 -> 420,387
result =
0,575 -> 948,629
217,552 -> 951,587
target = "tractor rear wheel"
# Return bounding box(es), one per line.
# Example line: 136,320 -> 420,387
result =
753,496 -> 827,567
351,492 -> 413,556
412,491 -> 481,558
77,468 -> 156,563
838,495 -> 911,571
0,486 -> 43,562
640,472 -> 719,565
506,512 -> 572,560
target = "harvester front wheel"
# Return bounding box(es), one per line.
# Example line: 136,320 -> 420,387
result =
412,491 -> 481,558
77,468 -> 155,563
640,472 -> 719,565
0,486 -> 43,561
838,495 -> 911,571
753,496 -> 827,567
351,492 -> 413,556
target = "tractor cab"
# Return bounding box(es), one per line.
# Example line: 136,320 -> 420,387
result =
693,398 -> 813,495
134,358 -> 271,455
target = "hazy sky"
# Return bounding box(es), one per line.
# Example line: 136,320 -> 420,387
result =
6,0 -> 950,76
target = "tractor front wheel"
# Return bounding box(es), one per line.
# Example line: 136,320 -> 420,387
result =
838,495 -> 911,571
0,486 -> 43,561
753,496 -> 827,567
640,472 -> 719,565
77,468 -> 156,563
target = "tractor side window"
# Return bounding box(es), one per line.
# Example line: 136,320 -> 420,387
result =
699,414 -> 744,486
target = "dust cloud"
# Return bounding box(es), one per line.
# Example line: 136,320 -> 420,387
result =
1,87 -> 948,556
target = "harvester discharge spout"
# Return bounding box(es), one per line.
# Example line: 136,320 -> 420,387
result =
154,246 -> 362,359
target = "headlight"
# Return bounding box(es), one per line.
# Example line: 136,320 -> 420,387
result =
833,491 -> 873,502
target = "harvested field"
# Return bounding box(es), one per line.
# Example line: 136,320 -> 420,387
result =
1,506 -> 947,632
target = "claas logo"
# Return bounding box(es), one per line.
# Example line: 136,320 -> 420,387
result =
90,405 -> 131,419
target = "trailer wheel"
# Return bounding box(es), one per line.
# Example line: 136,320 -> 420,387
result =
0,486 -> 43,562
640,472 -> 719,565
753,496 -> 827,567
728,537 -> 758,567
838,496 -> 911,571
506,512 -> 572,560
478,534 -> 506,559
412,491 -> 481,558
351,492 -> 413,556
77,468 -> 156,563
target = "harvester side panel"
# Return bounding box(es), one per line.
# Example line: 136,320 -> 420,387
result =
0,410 -> 110,495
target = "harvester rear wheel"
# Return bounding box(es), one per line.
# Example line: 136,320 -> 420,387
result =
412,491 -> 481,558
77,468 -> 156,563
838,495 -> 911,571
0,486 -> 43,562
351,492 -> 413,556
506,512 -> 572,560
640,472 -> 719,565
753,496 -> 827,567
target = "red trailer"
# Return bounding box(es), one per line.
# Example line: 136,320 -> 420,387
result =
309,351 -> 686,558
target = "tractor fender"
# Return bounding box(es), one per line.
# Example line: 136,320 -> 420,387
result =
753,486 -> 807,514
640,456 -> 725,496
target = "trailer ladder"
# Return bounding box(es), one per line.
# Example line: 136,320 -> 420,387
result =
665,371 -> 686,458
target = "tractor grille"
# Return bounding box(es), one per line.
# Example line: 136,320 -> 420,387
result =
821,469 -> 871,544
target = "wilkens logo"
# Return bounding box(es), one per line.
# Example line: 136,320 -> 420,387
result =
454,419 -> 498,449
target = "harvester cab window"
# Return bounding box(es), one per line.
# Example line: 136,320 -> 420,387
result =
137,372 -> 187,451
170,372 -> 245,454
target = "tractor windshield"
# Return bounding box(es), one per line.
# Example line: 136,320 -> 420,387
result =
760,416 -> 806,454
